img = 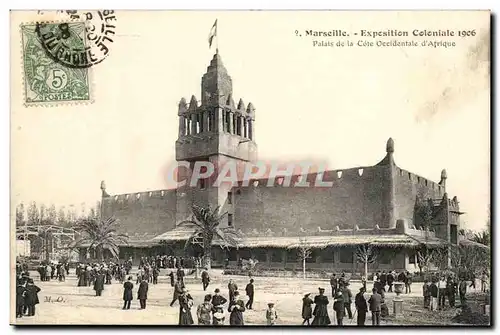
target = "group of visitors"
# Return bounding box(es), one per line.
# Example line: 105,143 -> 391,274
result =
37,262 -> 69,282
15,268 -> 41,318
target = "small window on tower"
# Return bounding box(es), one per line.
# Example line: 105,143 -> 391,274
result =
228,214 -> 233,227
228,192 -> 233,204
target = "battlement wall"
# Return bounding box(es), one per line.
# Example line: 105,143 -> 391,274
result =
233,164 -> 392,234
101,189 -> 177,238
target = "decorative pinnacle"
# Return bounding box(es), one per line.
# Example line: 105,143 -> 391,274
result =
386,137 -> 394,153
441,169 -> 447,179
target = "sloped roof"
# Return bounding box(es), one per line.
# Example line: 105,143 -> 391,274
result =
152,226 -> 197,241
152,226 -> 447,249
459,239 -> 490,249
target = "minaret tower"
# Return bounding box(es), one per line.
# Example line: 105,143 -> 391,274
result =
175,53 -> 258,227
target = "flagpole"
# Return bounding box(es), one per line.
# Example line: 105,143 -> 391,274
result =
216,21 -> 219,54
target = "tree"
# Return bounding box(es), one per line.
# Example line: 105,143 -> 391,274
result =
46,204 -> 57,225
296,237 -> 312,279
179,204 -> 239,270
57,207 -> 67,226
356,244 -> 377,279
16,203 -> 25,226
471,230 -> 490,246
27,201 -> 40,226
39,204 -> 47,225
414,197 -> 434,229
74,216 -> 128,261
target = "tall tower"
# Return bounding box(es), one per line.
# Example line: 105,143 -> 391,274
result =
175,53 -> 258,227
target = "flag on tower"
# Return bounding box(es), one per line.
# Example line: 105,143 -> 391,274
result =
208,19 -> 217,49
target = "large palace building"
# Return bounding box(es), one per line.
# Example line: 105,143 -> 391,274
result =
99,52 -> 463,272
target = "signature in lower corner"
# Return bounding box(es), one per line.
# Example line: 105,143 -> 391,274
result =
44,296 -> 66,303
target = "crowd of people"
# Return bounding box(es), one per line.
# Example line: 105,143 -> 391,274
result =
15,255 -> 489,326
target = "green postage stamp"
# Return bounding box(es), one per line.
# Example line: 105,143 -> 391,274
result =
21,22 -> 91,105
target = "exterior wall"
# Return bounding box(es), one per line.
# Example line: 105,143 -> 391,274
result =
233,165 -> 390,234
393,167 -> 444,227
101,189 -> 177,238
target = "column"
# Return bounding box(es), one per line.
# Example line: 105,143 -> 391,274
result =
239,116 -> 244,136
248,119 -> 254,140
178,115 -> 185,137
202,111 -> 208,133
243,117 -> 248,137
228,111 -> 234,134
191,114 -> 197,135
217,108 -> 224,133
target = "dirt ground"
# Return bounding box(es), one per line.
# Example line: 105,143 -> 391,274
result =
12,269 -> 486,326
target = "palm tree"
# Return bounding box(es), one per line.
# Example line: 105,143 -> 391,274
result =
179,204 -> 239,269
74,216 -> 128,261
471,230 -> 490,246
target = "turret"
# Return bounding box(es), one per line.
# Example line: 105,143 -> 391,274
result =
439,169 -> 447,189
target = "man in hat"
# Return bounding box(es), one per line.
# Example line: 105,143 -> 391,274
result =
122,276 -> 134,310
342,282 -> 353,319
245,278 -> 255,310
212,288 -> 228,325
25,278 -> 41,316
355,287 -> 368,326
16,279 -> 27,318
333,290 -> 345,325
368,288 -> 382,326
330,273 -> 338,298
137,276 -> 149,309
94,270 -> 105,297
201,268 -> 210,291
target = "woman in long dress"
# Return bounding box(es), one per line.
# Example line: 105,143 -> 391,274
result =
178,288 -> 194,325
228,291 -> 246,326
311,288 -> 331,326
302,293 -> 314,325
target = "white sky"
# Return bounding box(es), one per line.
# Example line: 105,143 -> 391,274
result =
11,11 -> 490,231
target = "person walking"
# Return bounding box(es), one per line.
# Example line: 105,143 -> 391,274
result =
330,273 -> 338,298
355,287 -> 368,326
170,279 -> 184,307
93,271 -> 105,297
245,279 -> 255,310
201,268 -> 210,291
178,288 -> 194,325
137,277 -> 148,309
301,293 -> 314,325
122,276 -> 133,310
342,282 -> 353,319
311,287 -> 331,326
368,288 -> 382,326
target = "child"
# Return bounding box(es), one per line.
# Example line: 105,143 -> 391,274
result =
266,302 -> 278,325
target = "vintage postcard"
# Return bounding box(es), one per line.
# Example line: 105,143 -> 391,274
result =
10,10 -> 491,326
